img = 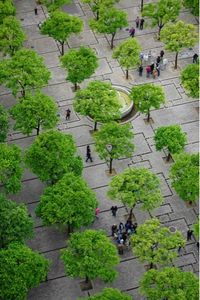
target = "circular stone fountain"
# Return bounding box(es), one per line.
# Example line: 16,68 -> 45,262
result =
113,85 -> 134,118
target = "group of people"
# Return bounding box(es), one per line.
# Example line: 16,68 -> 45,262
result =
138,50 -> 166,79
111,220 -> 138,254
129,16 -> 145,37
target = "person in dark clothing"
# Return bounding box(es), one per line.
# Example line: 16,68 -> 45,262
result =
160,50 -> 165,58
86,145 -> 93,162
138,65 -> 143,76
156,56 -> 161,64
34,7 -> 38,15
122,232 -> 127,244
135,16 -> 140,28
111,224 -> 117,236
132,223 -> 138,233
119,222 -> 124,232
129,27 -> 135,37
187,229 -> 193,241
150,63 -> 155,73
65,108 -> 71,120
139,18 -> 145,30
111,206 -> 118,216
193,53 -> 198,63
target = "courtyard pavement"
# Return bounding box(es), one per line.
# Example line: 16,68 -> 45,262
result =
0,0 -> 199,299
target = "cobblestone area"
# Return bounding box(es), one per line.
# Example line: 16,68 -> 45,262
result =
1,0 -> 199,299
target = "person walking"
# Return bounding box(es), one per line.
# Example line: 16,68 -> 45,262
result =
129,27 -> 135,37
86,145 -> 93,162
135,16 -> 140,28
160,50 -> 165,58
65,108 -> 71,120
139,18 -> 145,30
138,65 -> 143,76
187,229 -> 193,241
193,53 -> 198,63
119,222 -> 124,232
146,65 -> 151,78
156,63 -> 160,77
95,207 -> 100,219
111,224 -> 118,236
156,56 -> 161,64
152,68 -> 158,79
111,206 -> 118,216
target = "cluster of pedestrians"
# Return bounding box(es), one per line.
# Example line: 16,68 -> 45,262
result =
129,16 -> 145,37
111,220 -> 138,255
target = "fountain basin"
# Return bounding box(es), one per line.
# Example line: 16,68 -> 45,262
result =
113,85 -> 133,118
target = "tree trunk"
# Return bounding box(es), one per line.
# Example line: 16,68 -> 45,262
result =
74,82 -> 78,91
149,262 -> 154,269
21,87 -> 25,97
36,120 -> 40,135
61,42 -> 64,56
129,208 -> 133,220
96,10 -> 99,20
175,52 -> 178,69
109,157 -> 113,174
157,24 -> 164,40
67,222 -> 72,234
147,109 -> 150,122
94,121 -> 97,131
110,33 -> 116,49
166,152 -> 171,162
125,69 -> 129,80
85,275 -> 89,283
140,0 -> 144,12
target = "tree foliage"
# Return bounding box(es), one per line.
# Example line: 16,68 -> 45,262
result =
80,288 -> 132,300
160,21 -> 198,69
36,172 -> 98,230
0,242 -> 50,300
0,0 -> 15,24
74,81 -> 121,130
140,267 -> 199,300
154,125 -> 187,160
0,48 -> 51,97
181,63 -> 199,98
142,0 -> 181,38
41,10 -> 83,55
108,167 -> 163,218
0,104 -> 9,142
169,152 -> 199,202
193,218 -> 199,239
60,46 -> 98,90
89,7 -> 128,49
130,83 -> 165,122
131,218 -> 185,268
10,91 -> 59,136
61,229 -> 119,283
112,38 -> 141,79
0,16 -> 26,56
94,121 -> 134,173
25,130 -> 83,184
183,0 -> 199,16
81,0 -> 119,20
0,194 -> 34,248
0,143 -> 22,194
40,0 -> 71,11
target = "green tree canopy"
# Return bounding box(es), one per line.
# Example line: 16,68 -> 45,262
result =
140,267 -> 199,300
169,152 -> 199,203
154,125 -> 187,161
60,46 -> 98,90
36,172 -> 98,231
41,10 -> 83,55
0,104 -> 9,142
10,91 -> 59,136
112,38 -> 141,79
80,288 -> 132,300
183,0 -> 199,16
130,83 -> 165,122
0,0 -> 15,24
40,0 -> 71,11
0,242 -> 49,300
89,7 -> 128,49
0,16 -> 26,56
181,63 -> 199,98
74,80 -> 121,130
25,130 -> 83,184
81,0 -> 119,20
108,167 -> 163,219
160,21 -> 198,69
94,121 -> 134,173
0,48 -> 51,97
131,218 -> 185,268
142,0 -> 181,38
0,143 -> 22,194
61,229 -> 119,283
0,193 -> 34,248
